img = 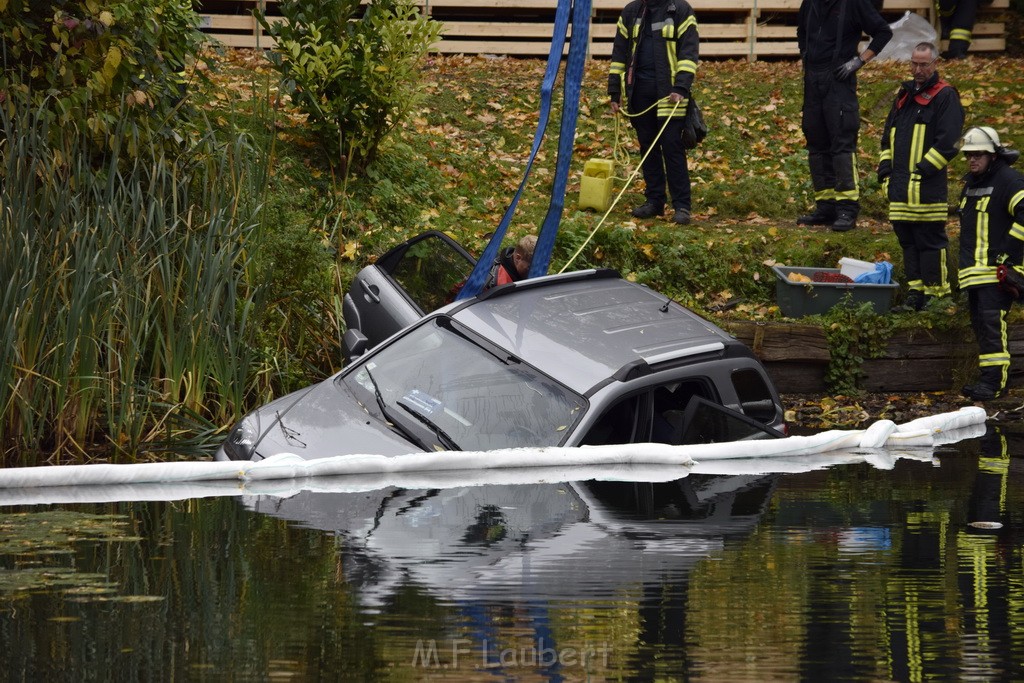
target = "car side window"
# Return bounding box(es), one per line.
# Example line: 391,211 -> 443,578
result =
383,233 -> 475,314
580,394 -> 650,445
651,380 -> 713,445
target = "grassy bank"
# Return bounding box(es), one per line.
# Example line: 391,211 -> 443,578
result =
222,52 -> 1024,311
214,51 -> 1022,355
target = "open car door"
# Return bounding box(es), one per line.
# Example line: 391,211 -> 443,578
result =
342,231 -> 476,361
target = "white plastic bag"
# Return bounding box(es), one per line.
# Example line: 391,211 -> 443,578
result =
860,11 -> 937,63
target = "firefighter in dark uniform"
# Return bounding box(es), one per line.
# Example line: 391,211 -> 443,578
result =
878,42 -> 964,312
609,0 -> 699,226
936,0 -> 978,60
796,0 -> 892,232
957,126 -> 1024,401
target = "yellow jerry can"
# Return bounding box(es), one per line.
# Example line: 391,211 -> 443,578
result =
578,159 -> 614,212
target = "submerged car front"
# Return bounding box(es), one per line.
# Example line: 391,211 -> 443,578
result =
216,314 -> 587,461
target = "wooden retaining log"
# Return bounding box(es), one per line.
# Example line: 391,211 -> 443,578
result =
722,320 -> 1009,394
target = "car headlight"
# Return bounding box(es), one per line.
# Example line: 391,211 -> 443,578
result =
220,416 -> 261,461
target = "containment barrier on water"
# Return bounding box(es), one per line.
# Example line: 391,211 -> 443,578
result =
0,407 -> 988,494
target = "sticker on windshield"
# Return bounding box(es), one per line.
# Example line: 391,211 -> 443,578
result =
402,389 -> 443,416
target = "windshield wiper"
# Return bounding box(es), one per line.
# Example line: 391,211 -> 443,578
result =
438,316 -> 518,365
363,367 -> 431,450
397,400 -> 461,451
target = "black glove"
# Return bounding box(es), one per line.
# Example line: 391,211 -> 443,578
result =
834,56 -> 864,81
877,161 -> 891,185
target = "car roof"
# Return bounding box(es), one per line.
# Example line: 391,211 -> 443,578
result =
447,270 -> 741,395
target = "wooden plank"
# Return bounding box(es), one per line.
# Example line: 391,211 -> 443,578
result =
441,21 -> 568,38
723,321 -> 831,363
205,33 -> 267,48
590,23 -> 752,40
434,39 -> 571,55
878,329 -> 976,360
966,37 -> 1006,51
763,362 -> 829,394
751,0 -> 931,9
859,359 -> 958,392
199,15 -> 258,31
441,22 -> 754,40
973,22 -> 1005,36
588,41 -> 784,58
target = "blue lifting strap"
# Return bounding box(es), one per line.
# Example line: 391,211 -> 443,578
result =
455,0 -> 587,299
530,0 -> 591,278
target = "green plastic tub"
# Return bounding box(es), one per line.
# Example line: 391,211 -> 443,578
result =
773,265 -> 897,318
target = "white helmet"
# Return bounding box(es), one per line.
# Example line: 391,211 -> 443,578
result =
961,126 -> 1001,153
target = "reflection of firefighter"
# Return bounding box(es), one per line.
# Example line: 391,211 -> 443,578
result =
888,427 -> 1016,681
966,426 -> 1009,532
953,425 -> 1013,674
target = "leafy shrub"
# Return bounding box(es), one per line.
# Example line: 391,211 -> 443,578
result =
818,302 -> 895,394
257,0 -> 442,176
0,0 -> 205,153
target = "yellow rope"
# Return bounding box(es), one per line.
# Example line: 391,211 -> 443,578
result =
558,97 -> 681,274
611,98 -> 664,183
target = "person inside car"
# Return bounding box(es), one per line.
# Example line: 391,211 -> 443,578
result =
485,234 -> 537,289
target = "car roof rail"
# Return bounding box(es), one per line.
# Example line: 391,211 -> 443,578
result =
474,268 -> 622,301
595,341 -> 729,395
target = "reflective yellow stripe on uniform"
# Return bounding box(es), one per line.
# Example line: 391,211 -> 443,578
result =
922,259 -> 951,297
835,153 -> 859,201
1010,190 -> 1024,240
675,15 -> 698,79
910,123 -> 926,205
958,266 -> 1000,288
975,196 -> 992,270
923,148 -> 949,171
889,202 -> 948,222
979,352 -> 1010,367
950,28 -> 973,42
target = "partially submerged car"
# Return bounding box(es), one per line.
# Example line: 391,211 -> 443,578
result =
217,233 -> 785,461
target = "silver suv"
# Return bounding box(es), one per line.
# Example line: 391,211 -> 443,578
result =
217,233 -> 784,461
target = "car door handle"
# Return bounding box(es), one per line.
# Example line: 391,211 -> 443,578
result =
360,280 -> 381,304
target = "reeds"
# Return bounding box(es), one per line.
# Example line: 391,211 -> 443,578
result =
0,104 -> 269,464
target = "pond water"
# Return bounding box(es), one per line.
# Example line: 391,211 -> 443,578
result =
3,427 -> 1024,681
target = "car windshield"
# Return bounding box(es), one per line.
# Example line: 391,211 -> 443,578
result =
340,318 -> 586,451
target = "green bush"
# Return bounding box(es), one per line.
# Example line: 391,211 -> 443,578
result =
0,0 -> 205,153
257,0 -> 442,176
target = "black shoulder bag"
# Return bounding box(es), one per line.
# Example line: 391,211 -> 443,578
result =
681,95 -> 707,149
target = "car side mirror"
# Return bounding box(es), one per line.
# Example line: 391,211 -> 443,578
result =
343,328 -> 370,363
740,398 -> 777,423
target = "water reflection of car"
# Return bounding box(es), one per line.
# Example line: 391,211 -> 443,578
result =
217,232 -> 785,461
242,474 -> 778,605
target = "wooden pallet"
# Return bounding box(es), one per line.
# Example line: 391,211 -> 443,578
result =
199,0 -> 1009,59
